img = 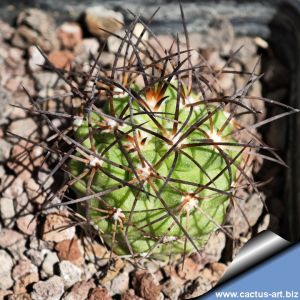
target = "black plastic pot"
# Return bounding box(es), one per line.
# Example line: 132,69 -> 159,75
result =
1,0 -> 299,242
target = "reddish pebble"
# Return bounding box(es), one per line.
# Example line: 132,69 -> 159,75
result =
58,22 -> 82,49
48,50 -> 74,70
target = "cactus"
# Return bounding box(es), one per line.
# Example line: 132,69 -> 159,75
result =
69,80 -> 239,256
20,5 -> 297,260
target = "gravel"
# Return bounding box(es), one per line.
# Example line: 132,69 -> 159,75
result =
63,280 -> 96,300
28,45 -> 46,72
110,271 -> 130,295
85,6 -> 124,39
12,259 -> 39,294
59,260 -> 82,288
31,276 -> 65,300
16,214 -> 37,235
42,212 -> 76,243
0,250 -> 14,290
41,251 -> 59,279
0,228 -> 23,248
0,197 -> 15,227
11,8 -> 59,51
0,139 -> 12,162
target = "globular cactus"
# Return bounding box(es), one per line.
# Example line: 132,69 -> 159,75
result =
69,81 -> 238,256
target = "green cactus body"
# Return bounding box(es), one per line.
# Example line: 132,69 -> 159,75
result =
69,82 -> 238,257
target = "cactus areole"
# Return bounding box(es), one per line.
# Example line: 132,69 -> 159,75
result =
69,79 -> 239,257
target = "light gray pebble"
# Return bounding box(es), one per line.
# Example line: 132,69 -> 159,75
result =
16,214 -> 37,235
25,248 -> 48,267
33,71 -> 59,90
7,238 -> 27,262
0,228 -> 23,248
41,251 -> 59,279
0,250 -> 14,290
31,275 -> 64,300
82,262 -> 97,281
2,177 -> 23,199
59,260 -> 82,288
28,45 -> 45,72
0,197 -> 15,228
0,139 -> 12,162
29,236 -> 54,251
110,271 -> 129,295
8,118 -> 37,140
